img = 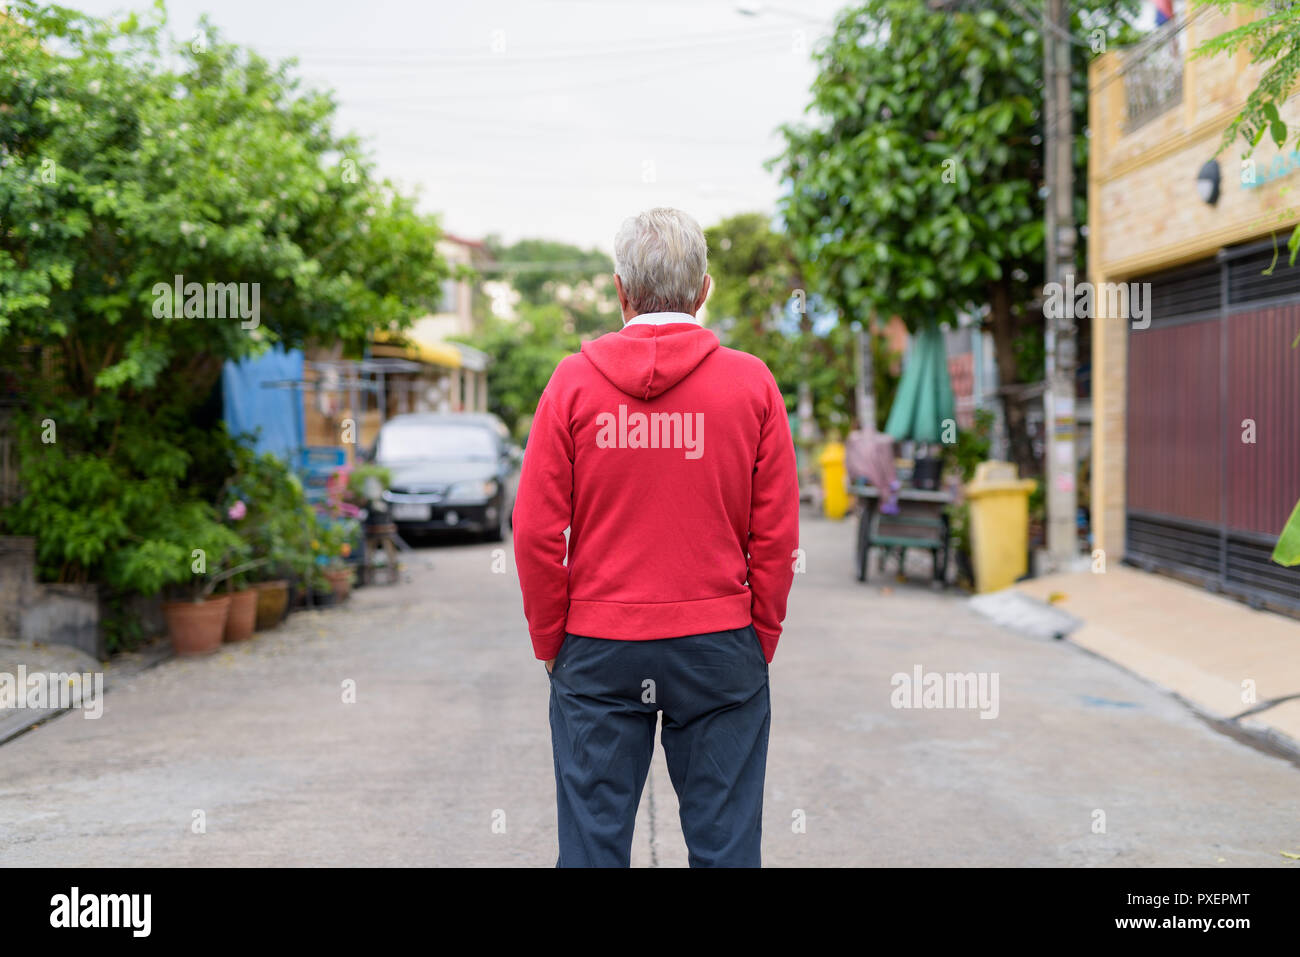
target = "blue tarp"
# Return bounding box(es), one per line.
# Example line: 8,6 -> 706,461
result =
222,347 -> 304,459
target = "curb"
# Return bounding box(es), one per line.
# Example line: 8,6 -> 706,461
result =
969,590 -> 1300,766
0,639 -> 174,747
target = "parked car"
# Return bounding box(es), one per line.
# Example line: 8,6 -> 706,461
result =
371,413 -> 520,542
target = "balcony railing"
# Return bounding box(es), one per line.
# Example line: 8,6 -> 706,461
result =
1122,15 -> 1185,131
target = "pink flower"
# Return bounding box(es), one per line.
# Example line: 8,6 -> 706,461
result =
227,500 -> 247,521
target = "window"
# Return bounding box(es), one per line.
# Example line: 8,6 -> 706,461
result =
439,278 -> 459,314
376,423 -> 497,463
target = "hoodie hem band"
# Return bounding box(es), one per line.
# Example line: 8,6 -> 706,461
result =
565,593 -> 752,641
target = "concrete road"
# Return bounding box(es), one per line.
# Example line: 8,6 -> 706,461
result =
1,513 -> 1297,866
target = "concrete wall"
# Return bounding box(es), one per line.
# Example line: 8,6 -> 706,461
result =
0,537 -> 37,641
1,539 -> 107,658
20,584 -> 102,659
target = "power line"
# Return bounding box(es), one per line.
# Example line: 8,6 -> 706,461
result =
252,25 -> 813,65
312,40 -> 801,104
997,0 -> 1099,48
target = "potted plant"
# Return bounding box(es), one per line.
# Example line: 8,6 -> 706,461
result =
126,502 -> 252,656
221,447 -> 318,629
313,513 -> 357,603
221,554 -> 269,643
345,463 -> 392,527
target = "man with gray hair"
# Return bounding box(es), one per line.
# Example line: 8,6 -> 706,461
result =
513,207 -> 800,867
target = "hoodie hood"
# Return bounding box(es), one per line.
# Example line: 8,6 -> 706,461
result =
580,322 -> 720,400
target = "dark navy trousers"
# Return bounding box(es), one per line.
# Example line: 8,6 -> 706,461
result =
547,624 -> 771,868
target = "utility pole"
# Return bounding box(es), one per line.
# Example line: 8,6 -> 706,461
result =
1043,0 -> 1079,569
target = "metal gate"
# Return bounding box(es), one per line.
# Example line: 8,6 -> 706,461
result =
1126,240 -> 1300,615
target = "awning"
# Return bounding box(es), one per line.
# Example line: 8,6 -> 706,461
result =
372,329 -> 463,369
884,322 -> 955,444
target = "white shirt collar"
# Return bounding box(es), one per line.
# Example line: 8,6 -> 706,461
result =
624,311 -> 701,327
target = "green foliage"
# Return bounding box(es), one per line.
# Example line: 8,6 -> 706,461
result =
114,500 -> 248,600
219,445 -> 361,593
6,399 -> 185,577
464,303 -> 586,439
1028,480 -> 1046,526
219,444 -> 317,584
469,216 -> 901,439
311,513 -> 355,572
1273,497 -> 1300,566
0,3 -> 448,380
1194,1 -> 1300,263
0,1 -> 449,614
774,3 -> 1039,328
6,401 -> 245,598
704,213 -> 801,342
943,408 -> 996,571
772,0 -> 1136,469
704,212 -> 900,434
483,237 -> 614,321
345,463 -> 392,504
459,239 -> 619,437
947,501 -> 974,580
943,408 -> 996,484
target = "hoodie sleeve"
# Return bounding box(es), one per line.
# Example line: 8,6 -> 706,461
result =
747,374 -> 800,663
512,380 -> 574,660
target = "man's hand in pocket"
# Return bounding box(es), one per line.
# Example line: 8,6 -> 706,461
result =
544,658 -> 556,674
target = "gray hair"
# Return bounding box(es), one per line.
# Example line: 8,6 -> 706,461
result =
613,207 -> 708,314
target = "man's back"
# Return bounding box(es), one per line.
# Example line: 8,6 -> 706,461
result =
511,206 -> 799,868
512,320 -> 799,662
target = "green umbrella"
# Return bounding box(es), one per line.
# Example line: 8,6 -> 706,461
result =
884,322 -> 955,444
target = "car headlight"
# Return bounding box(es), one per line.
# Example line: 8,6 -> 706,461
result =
446,479 -> 497,502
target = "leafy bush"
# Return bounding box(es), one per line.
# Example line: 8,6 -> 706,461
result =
220,445 -> 317,585
943,408 -> 995,484
113,501 -> 248,601
345,464 -> 392,507
0,0 -> 449,638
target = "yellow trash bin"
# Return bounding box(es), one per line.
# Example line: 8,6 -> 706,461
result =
965,461 -> 1037,593
818,441 -> 849,520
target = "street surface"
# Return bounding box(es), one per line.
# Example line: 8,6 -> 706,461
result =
1,514 -> 1296,866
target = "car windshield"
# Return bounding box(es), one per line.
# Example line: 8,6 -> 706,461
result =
376,423 -> 497,463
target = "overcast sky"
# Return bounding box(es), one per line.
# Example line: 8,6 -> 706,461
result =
67,0 -> 849,252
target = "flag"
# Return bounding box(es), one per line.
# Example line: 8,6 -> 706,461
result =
1153,0 -> 1173,26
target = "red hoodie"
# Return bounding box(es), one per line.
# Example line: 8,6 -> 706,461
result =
512,321 -> 800,663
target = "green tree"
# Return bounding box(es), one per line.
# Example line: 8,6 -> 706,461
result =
772,0 -> 1136,476
703,212 -> 803,369
703,211 -> 899,433
468,303 -> 580,440
459,238 -> 619,436
481,236 -> 618,337
0,1 -> 448,598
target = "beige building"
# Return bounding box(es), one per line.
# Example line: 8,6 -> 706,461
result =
1088,5 -> 1300,614
369,233 -> 493,420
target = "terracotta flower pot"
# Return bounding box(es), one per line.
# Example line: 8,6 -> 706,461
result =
253,580 -> 290,630
164,594 -> 231,657
323,566 -> 353,603
223,588 -> 258,642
